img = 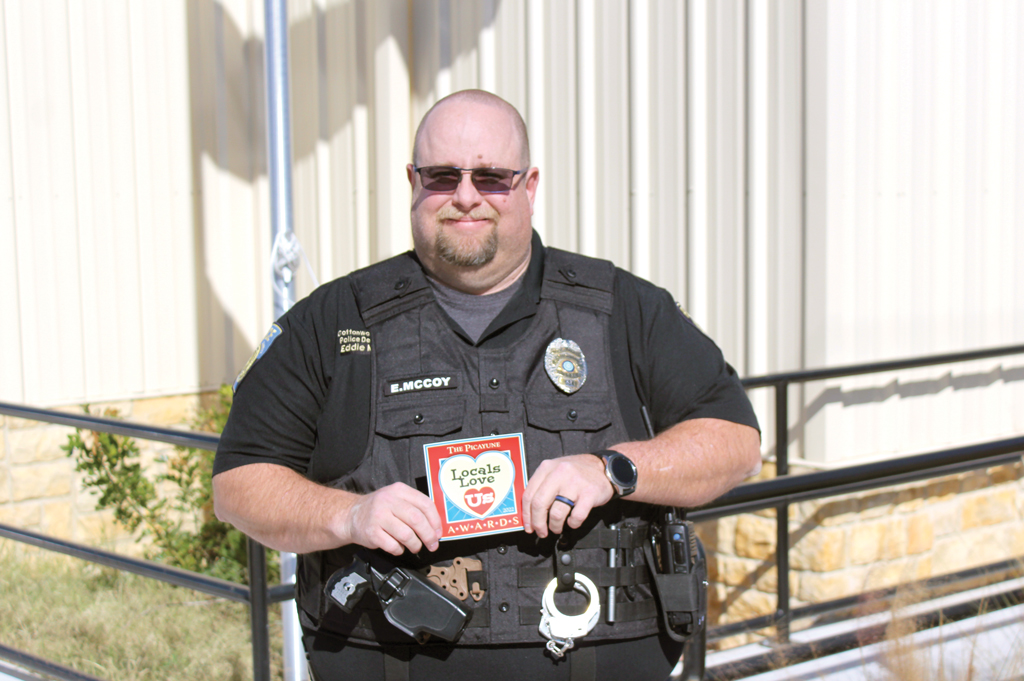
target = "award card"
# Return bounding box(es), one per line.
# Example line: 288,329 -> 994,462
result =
424,433 -> 528,541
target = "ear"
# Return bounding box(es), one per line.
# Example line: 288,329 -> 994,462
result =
407,164 -> 416,188
525,167 -> 540,213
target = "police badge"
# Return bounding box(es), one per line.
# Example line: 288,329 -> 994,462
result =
544,338 -> 587,394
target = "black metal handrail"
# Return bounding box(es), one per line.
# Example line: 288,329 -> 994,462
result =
0,401 -> 279,681
0,342 -> 1022,680
732,341 -> 1024,642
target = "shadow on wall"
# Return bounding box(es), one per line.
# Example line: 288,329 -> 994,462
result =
182,0 -> 503,387
767,363 -> 1024,464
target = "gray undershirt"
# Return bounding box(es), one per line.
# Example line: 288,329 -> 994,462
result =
427,274 -> 524,344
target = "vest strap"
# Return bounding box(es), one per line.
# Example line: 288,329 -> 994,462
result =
540,248 -> 616,314
518,565 -> 651,588
519,598 -> 657,625
383,653 -> 410,681
570,646 -> 596,681
571,525 -> 647,550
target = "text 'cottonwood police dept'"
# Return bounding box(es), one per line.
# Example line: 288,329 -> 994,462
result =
384,375 -> 459,395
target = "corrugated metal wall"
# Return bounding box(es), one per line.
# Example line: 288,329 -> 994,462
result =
3,0 -> 1022,464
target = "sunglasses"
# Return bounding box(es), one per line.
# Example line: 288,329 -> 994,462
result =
413,165 -> 528,194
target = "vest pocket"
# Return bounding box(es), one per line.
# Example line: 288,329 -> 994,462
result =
524,394 -> 612,432
375,397 -> 465,438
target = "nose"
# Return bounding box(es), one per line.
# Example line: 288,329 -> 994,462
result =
451,171 -> 484,211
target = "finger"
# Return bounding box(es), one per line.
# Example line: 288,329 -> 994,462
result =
393,503 -> 441,552
364,523 -> 404,555
529,486 -> 558,539
547,496 -> 575,535
521,467 -> 551,535
565,497 -> 594,530
382,483 -> 444,543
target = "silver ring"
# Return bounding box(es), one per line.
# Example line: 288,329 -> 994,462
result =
554,495 -> 576,509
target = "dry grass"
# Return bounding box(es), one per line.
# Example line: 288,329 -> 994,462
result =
868,584 -> 1024,681
0,541 -> 283,680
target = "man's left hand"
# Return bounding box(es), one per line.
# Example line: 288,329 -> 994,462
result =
521,454 -> 613,538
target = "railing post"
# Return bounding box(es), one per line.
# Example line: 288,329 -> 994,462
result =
248,538 -> 272,681
774,381 -> 791,642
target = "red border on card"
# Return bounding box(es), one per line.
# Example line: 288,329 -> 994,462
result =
424,433 -> 528,541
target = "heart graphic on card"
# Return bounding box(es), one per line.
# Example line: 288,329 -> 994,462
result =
438,452 -> 516,519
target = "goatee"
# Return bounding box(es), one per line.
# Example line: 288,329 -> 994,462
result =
436,223 -> 499,267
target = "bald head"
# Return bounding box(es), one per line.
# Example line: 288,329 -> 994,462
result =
412,90 -> 530,168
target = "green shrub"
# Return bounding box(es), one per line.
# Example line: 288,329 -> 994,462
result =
63,386 -> 265,584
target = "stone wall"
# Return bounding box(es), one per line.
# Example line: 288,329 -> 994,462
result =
697,459 -> 1024,647
0,395 -> 208,555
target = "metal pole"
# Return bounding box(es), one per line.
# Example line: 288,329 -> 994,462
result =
248,538 -> 272,681
774,381 -> 791,642
265,0 -> 296,320
263,1 -> 305,679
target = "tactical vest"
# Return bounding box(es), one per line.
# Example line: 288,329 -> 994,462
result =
296,247 -> 662,646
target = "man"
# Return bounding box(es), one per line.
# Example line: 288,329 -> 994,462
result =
214,90 -> 760,680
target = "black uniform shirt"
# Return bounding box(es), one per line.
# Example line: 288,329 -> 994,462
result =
215,232 -> 759,483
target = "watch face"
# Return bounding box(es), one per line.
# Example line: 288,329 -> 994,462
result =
609,455 -> 637,485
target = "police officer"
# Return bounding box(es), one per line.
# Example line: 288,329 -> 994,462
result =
213,90 -> 761,680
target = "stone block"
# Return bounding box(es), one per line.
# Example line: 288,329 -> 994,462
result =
0,468 -> 9,504
961,489 -> 1018,529
791,499 -> 822,525
11,462 -> 73,501
906,514 -> 934,554
860,491 -> 898,519
698,516 -> 737,555
797,569 -> 866,603
895,488 -> 925,513
9,426 -> 74,464
849,519 -> 906,565
707,583 -> 729,622
0,503 -> 43,528
132,394 -> 199,426
735,515 -> 777,560
931,535 -> 971,575
988,463 -> 1023,485
74,484 -> 104,512
849,521 -> 884,565
753,565 -> 799,596
814,497 -> 860,527
865,558 -> 929,591
790,526 -> 846,571
925,477 -> 960,503
42,501 -> 73,539
931,526 -> 1019,577
710,555 -> 769,588
959,471 -> 991,493
718,588 -> 776,624
930,503 -> 961,537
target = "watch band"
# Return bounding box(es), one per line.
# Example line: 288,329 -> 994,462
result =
592,449 -> 638,498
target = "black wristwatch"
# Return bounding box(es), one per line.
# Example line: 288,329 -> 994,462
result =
592,450 -> 638,498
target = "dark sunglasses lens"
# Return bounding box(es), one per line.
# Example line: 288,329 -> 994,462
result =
419,167 -> 462,191
470,169 -> 515,192
418,167 -> 517,193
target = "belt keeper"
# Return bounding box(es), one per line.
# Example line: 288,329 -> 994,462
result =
555,536 -> 575,592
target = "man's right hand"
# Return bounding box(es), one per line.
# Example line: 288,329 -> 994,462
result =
213,464 -> 442,555
340,482 -> 443,555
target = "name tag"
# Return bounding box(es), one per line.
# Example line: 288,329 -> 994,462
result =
384,374 -> 459,395
424,434 -> 528,541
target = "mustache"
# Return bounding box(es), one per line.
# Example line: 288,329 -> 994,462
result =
436,207 -> 498,222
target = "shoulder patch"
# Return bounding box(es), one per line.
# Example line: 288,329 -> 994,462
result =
677,303 -> 702,331
338,328 -> 372,355
233,324 -> 282,392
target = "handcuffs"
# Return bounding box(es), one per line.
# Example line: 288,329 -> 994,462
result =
538,572 -> 602,658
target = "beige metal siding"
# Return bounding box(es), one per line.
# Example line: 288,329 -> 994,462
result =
3,0 -> 1022,467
